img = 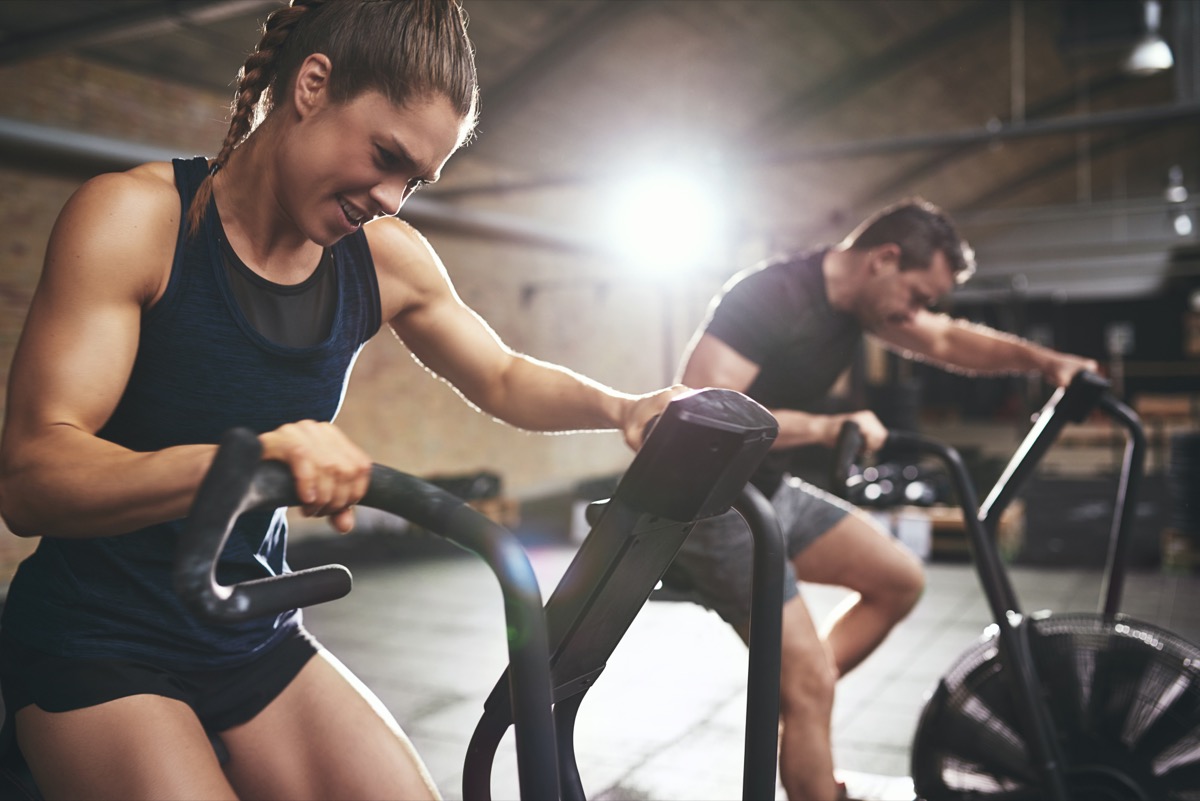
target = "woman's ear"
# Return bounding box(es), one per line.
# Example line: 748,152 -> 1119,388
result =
293,53 -> 333,117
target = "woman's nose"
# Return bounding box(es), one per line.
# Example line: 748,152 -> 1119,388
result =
371,182 -> 409,218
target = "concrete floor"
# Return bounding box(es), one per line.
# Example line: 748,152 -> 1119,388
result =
299,541 -> 1200,801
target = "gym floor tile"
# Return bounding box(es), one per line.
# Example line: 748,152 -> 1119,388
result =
298,543 -> 1200,800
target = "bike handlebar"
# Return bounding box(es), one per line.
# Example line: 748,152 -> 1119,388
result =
831,370 -> 1114,494
174,426 -> 496,623
175,427 -> 562,799
828,370 -> 1143,622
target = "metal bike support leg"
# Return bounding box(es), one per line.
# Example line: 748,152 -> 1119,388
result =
553,692 -> 588,801
898,433 -> 1072,801
735,485 -> 785,801
1097,394 -> 1146,618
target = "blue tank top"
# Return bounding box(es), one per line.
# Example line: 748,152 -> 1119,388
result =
1,156 -> 382,668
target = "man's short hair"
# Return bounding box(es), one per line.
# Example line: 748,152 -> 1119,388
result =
844,197 -> 976,284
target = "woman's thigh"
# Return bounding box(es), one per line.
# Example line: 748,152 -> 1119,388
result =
220,648 -> 438,801
16,694 -> 237,801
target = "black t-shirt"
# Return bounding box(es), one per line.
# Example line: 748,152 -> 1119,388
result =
701,248 -> 862,495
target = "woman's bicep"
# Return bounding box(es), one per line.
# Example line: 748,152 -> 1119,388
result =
388,290 -> 516,410
369,218 -> 516,408
5,173 -> 175,440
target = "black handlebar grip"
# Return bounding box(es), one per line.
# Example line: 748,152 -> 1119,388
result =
1056,369 -> 1111,424
642,414 -> 660,444
174,428 -> 353,623
831,420 -> 866,491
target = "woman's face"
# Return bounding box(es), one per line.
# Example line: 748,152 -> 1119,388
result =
280,87 -> 467,245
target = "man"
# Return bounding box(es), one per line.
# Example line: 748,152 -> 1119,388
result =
672,198 -> 1097,801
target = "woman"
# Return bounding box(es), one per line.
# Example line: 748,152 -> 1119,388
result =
0,1 -> 680,798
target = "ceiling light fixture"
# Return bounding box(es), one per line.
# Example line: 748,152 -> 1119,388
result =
1124,0 -> 1174,76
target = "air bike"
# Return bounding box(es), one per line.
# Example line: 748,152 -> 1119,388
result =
174,387 -> 784,800
832,371 -> 1200,800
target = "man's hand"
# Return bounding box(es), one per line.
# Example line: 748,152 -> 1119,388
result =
827,410 -> 888,453
1042,353 -> 1100,388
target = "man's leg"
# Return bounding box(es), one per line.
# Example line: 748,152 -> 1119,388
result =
790,507 -> 924,676
754,595 -> 841,801
672,503 -> 845,800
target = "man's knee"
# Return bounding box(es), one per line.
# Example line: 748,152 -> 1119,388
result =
891,552 -> 925,612
860,544 -> 925,622
779,626 -> 837,715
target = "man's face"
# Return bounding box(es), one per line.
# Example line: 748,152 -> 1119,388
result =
859,248 -> 956,328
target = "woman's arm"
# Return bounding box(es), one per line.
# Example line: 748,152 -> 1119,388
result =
0,164 -> 223,538
1,166 -> 375,538
367,219 -> 682,450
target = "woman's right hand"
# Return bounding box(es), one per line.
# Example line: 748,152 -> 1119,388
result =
257,421 -> 372,533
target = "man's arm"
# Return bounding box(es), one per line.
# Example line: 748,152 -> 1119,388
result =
873,309 -> 1098,387
679,333 -> 887,451
369,219 -> 681,450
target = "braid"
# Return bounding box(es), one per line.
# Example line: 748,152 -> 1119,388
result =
184,0 -> 479,238
185,1 -> 324,237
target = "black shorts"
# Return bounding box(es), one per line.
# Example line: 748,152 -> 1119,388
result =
0,626 -> 319,738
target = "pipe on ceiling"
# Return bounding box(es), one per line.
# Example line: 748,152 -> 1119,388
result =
754,101 -> 1200,165
0,1 -> 282,65
429,100 -> 1200,199
0,115 -> 601,255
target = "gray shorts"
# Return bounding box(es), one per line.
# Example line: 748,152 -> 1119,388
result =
668,475 -> 855,629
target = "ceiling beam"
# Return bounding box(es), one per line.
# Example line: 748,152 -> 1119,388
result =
955,123 -> 1166,213
430,99 -> 1200,199
0,115 -> 606,256
0,1 -> 280,65
854,70 -> 1136,208
749,101 -> 1200,165
472,0 -> 655,135
741,0 -> 1009,148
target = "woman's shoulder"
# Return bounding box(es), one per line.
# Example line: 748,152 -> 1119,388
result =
61,161 -> 182,233
361,216 -> 455,319
362,215 -> 435,261
48,162 -> 183,302
361,216 -> 449,284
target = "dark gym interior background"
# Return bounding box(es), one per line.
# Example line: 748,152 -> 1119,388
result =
6,0 -> 1197,571
1,3 -> 1199,798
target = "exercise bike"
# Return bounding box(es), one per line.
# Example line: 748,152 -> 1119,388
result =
832,371 -> 1200,800
176,386 -> 784,800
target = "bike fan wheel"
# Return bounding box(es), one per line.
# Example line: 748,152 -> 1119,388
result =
911,613 -> 1200,800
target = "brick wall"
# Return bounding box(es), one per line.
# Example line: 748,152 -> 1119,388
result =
0,53 -> 722,564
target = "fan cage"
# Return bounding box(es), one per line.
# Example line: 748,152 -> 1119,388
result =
912,613 -> 1200,801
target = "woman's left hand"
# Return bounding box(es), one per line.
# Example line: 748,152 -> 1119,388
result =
620,385 -> 691,450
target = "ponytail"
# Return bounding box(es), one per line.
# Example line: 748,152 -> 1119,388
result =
186,0 -> 477,238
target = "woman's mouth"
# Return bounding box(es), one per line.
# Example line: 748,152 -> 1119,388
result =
339,198 -> 366,226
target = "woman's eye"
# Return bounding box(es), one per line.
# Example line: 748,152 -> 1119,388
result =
407,178 -> 429,192
375,146 -> 399,168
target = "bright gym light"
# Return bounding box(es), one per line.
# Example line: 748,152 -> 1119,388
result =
606,169 -> 726,273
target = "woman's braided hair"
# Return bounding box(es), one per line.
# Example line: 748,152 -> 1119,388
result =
186,0 -> 478,237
